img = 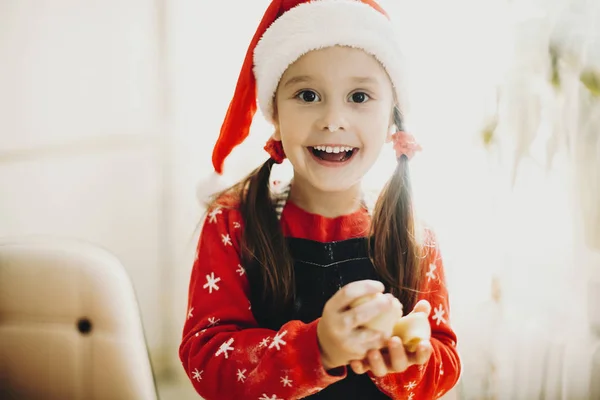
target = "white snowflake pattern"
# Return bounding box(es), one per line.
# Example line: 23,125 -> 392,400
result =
233,221 -> 241,229
418,364 -> 426,372
215,338 -> 235,359
426,263 -> 437,282
280,375 -> 292,387
259,337 -> 270,348
268,331 -> 288,351
208,317 -> 220,327
259,395 -> 282,400
237,369 -> 246,382
187,307 -> 194,320
432,304 -> 447,326
203,272 -> 221,293
405,381 -> 417,391
192,368 -> 203,382
407,393 -> 415,400
236,264 -> 246,276
208,208 -> 222,223
221,234 -> 232,246
440,361 -> 444,376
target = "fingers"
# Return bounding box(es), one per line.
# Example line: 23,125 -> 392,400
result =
361,334 -> 387,352
391,295 -> 404,318
341,328 -> 385,359
367,349 -> 388,377
411,299 -> 432,316
340,293 -> 395,331
350,360 -> 367,374
354,338 -> 432,378
388,336 -> 409,372
411,340 -> 433,365
319,281 -> 389,368
330,280 -> 385,311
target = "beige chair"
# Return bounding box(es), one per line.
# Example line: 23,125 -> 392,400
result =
0,237 -> 158,400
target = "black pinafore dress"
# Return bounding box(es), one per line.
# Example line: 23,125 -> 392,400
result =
247,236 -> 392,399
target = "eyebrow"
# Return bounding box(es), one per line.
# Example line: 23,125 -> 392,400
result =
349,76 -> 379,85
282,75 -> 313,88
282,75 -> 379,88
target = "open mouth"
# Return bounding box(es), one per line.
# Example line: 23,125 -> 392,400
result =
308,145 -> 359,163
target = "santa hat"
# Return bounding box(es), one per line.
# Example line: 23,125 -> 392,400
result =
210,0 -> 407,175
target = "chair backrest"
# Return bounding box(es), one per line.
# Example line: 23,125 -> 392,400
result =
0,237 -> 157,400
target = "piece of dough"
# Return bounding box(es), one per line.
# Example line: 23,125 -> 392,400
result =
350,294 -> 400,337
392,312 -> 431,352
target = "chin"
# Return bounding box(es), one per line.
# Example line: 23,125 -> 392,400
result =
287,152 -> 368,193
305,173 -> 362,194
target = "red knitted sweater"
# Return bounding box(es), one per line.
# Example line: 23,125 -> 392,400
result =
179,198 -> 461,399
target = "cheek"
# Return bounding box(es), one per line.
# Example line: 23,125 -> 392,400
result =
278,115 -> 311,147
361,123 -> 389,149
363,140 -> 386,163
359,127 -> 389,165
279,129 -> 304,150
278,127 -> 307,165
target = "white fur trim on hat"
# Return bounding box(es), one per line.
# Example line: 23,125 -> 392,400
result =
196,171 -> 232,206
253,0 -> 407,123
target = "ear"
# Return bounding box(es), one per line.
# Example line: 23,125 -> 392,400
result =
385,108 -> 396,143
271,96 -> 282,140
385,132 -> 394,143
272,126 -> 282,140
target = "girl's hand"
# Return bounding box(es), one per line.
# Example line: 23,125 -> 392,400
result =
317,280 -> 396,370
349,300 -> 433,377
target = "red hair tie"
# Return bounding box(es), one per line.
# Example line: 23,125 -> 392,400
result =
391,131 -> 422,161
264,137 -> 286,163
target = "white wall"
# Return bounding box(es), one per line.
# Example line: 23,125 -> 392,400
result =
0,0 -> 172,376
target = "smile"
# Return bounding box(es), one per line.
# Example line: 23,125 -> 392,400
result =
307,145 -> 359,164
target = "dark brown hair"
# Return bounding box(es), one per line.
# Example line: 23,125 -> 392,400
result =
368,107 -> 423,312
207,107 -> 423,313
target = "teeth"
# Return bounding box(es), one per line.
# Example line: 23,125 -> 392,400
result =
313,145 -> 354,152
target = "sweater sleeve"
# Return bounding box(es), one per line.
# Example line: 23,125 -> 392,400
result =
371,229 -> 462,399
179,202 -> 345,400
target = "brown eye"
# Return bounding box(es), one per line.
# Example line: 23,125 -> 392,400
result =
297,90 -> 320,103
350,92 -> 370,103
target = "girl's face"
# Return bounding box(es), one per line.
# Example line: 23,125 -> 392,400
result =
274,46 -> 396,193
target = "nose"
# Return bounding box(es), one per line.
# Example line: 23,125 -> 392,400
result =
317,99 -> 348,133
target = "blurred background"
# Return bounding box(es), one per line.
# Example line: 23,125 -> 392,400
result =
1,0 -> 598,399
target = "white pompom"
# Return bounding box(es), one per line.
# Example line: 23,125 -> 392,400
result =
196,171 -> 232,206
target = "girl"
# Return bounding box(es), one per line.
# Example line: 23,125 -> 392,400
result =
180,0 -> 461,398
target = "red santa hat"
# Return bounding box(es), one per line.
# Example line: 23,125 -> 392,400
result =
210,0 -> 407,175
